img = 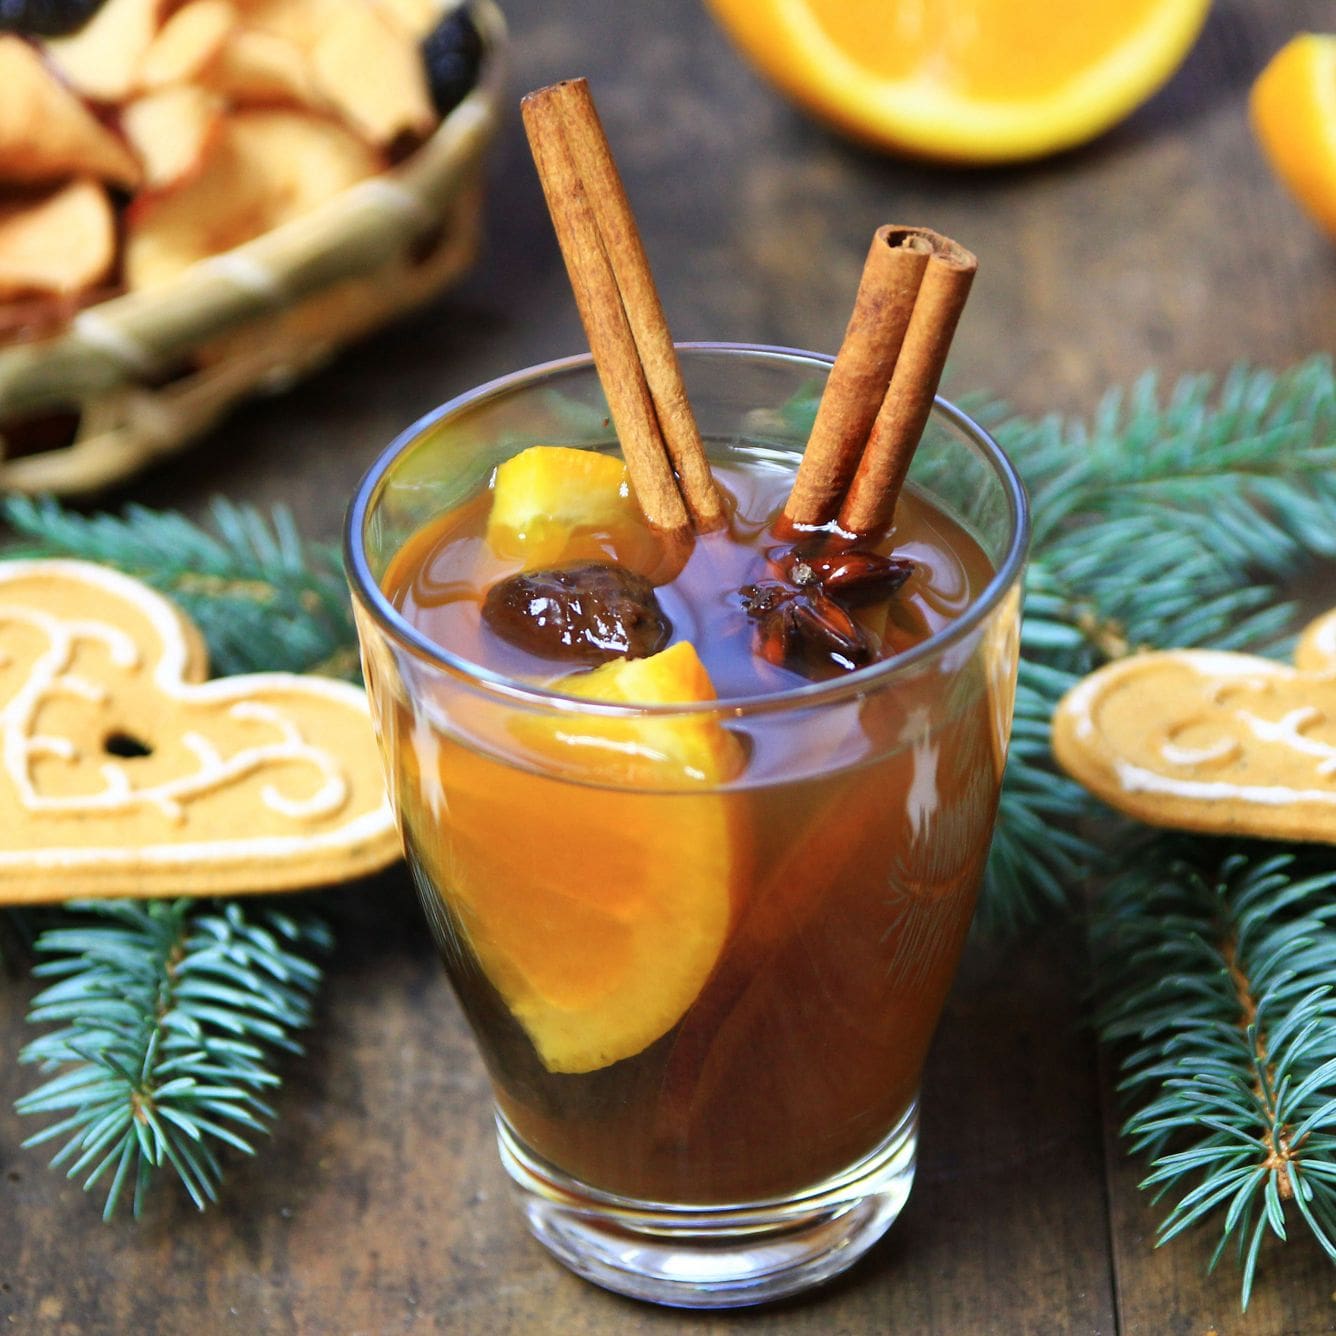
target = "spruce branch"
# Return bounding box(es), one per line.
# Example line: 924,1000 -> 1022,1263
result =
0,495 -> 359,679
0,500 -> 347,1219
979,354 -> 1336,928
16,899 -> 332,1219
1094,845 -> 1336,1307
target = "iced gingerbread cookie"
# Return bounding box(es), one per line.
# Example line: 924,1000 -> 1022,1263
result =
1051,609 -> 1336,843
0,559 -> 400,902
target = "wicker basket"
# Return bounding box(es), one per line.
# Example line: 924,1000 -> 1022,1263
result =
0,0 -> 507,497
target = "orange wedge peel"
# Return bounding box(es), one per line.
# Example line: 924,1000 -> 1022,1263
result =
428,642 -> 741,1075
704,0 -> 1211,163
1250,34 -> 1336,241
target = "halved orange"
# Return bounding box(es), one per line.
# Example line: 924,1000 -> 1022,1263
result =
426,644 -> 743,1074
704,0 -> 1211,163
1250,34 -> 1336,240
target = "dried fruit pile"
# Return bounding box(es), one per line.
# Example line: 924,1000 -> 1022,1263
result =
0,0 -> 480,334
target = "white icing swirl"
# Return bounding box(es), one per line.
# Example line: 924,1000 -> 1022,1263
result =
1,564 -> 357,829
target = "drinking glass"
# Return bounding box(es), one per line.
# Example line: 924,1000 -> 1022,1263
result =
345,343 -> 1029,1308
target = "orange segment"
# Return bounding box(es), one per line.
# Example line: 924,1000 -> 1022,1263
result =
425,643 -> 743,1074
1250,34 -> 1336,240
704,0 -> 1210,162
486,445 -> 637,568
534,642 -> 744,787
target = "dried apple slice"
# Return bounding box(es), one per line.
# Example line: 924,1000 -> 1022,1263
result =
44,0 -> 161,102
123,109 -> 380,289
121,85 -> 224,188
0,180 -> 116,298
138,0 -> 238,89
374,0 -> 442,38
231,0 -> 331,48
309,1 -> 434,144
202,26 -> 319,106
240,0 -> 434,144
0,37 -> 141,187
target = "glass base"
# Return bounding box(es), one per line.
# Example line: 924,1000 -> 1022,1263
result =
496,1101 -> 918,1309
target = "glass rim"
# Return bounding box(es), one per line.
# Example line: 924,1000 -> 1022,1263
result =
343,341 -> 1031,718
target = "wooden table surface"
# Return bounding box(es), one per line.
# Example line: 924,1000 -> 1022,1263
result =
4,2 -> 1335,1332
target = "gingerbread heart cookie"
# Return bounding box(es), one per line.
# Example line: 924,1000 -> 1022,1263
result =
1051,610 -> 1336,843
0,559 -> 401,901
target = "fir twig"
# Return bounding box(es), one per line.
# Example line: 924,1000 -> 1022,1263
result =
1094,845 -> 1336,1307
0,497 -> 351,1218
16,899 -> 332,1219
0,495 -> 359,679
976,354 -> 1336,927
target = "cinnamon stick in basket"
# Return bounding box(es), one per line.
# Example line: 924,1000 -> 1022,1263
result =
522,80 -> 724,535
784,226 -> 976,536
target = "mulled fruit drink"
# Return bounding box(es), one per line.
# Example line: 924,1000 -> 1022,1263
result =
374,434 -> 1009,1206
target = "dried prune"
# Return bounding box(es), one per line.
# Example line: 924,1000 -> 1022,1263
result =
483,562 -> 671,664
421,5 -> 483,117
0,0 -> 104,36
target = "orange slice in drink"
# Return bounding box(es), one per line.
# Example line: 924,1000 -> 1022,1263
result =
487,445 -> 641,569
427,642 -> 743,1074
1250,34 -> 1336,240
704,0 -> 1210,163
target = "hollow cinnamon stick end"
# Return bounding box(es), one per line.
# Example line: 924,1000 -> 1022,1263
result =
881,224 -> 978,276
877,225 -> 935,257
837,229 -> 977,535
782,227 -> 937,528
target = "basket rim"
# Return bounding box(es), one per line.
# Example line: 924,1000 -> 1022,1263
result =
0,0 -> 508,416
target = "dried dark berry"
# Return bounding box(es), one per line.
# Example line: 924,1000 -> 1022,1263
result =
0,0 -> 103,36
421,5 -> 483,117
483,562 -> 672,664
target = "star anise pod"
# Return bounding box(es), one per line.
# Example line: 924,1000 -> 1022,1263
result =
740,581 -> 876,674
778,547 -> 915,604
739,540 -> 916,677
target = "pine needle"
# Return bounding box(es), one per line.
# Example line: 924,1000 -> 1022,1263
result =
16,899 -> 331,1219
0,496 -> 358,679
980,354 -> 1336,927
1094,845 -> 1336,1307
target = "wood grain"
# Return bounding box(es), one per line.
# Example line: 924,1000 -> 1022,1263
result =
2,0 -> 1334,1330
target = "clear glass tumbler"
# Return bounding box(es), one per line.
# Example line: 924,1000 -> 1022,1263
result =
345,343 -> 1029,1308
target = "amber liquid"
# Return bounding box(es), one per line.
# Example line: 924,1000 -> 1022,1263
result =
381,447 -> 1003,1204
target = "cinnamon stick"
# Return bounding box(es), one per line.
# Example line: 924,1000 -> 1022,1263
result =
783,226 -> 933,527
521,80 -> 724,535
838,231 -> 977,534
